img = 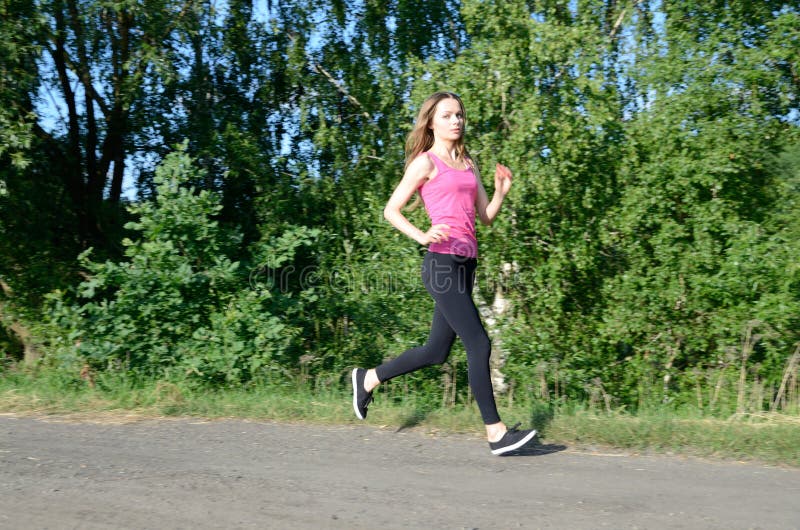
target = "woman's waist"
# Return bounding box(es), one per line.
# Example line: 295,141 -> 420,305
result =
427,217 -> 476,235
428,237 -> 478,258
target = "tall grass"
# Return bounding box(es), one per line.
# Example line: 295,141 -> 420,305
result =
514,343 -> 800,418
1,363 -> 799,466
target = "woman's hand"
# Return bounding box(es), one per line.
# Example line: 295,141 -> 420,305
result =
419,224 -> 451,245
494,163 -> 513,196
475,162 -> 513,226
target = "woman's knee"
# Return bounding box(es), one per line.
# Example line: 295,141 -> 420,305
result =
420,343 -> 451,366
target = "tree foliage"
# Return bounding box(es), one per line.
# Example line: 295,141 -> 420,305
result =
1,1 -> 798,413
46,144 -> 315,385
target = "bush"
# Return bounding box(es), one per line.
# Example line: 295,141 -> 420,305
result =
45,144 -> 315,386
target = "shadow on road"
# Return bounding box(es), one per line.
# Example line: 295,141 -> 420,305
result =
499,441 -> 568,457
395,406 -> 434,432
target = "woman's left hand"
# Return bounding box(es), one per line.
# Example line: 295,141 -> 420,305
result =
494,163 -> 513,196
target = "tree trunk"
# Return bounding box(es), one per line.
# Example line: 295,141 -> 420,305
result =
0,280 -> 41,364
9,321 -> 41,365
51,3 -> 86,232
474,263 -> 516,394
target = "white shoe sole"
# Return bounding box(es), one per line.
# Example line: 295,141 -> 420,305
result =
352,368 -> 365,420
491,429 -> 537,455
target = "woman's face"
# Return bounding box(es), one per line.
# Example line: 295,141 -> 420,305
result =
429,97 -> 464,142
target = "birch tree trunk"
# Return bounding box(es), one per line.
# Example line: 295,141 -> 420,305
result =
474,262 -> 516,394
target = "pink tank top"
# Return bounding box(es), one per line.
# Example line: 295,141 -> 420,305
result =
419,151 -> 478,258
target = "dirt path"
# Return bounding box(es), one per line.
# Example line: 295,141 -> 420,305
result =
1,414 -> 798,529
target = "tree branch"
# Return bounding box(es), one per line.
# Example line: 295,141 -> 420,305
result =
610,1 -> 643,39
609,9 -> 626,39
312,63 -> 371,120
62,55 -> 110,118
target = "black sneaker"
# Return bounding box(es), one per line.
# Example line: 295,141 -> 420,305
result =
489,423 -> 537,455
351,368 -> 373,420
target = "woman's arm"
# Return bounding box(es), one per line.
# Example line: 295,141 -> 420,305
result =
383,155 -> 451,245
475,162 -> 513,226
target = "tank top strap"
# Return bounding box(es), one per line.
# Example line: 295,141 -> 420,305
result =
424,151 -> 448,173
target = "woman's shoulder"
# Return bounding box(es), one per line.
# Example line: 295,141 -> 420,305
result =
407,151 -> 436,174
404,152 -> 437,188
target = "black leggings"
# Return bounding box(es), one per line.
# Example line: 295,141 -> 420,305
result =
375,251 -> 501,425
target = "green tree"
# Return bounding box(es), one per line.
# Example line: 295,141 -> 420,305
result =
46,145 -> 315,385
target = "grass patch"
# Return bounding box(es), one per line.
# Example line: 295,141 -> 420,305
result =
544,409 -> 800,467
1,370 -> 799,466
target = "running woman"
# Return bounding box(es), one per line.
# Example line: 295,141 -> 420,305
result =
351,91 -> 537,455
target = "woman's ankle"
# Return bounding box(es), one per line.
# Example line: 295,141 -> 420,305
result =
485,422 -> 507,443
364,369 -> 380,392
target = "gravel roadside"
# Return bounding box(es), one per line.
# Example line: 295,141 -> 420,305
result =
1,414 -> 799,529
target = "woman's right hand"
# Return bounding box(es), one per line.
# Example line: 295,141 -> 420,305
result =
419,224 -> 451,245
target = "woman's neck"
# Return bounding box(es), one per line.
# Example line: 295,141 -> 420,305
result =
430,140 -> 460,160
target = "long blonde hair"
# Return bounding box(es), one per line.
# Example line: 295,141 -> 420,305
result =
404,91 -> 469,170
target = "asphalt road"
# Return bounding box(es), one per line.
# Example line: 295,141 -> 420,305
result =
1,414 -> 799,529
